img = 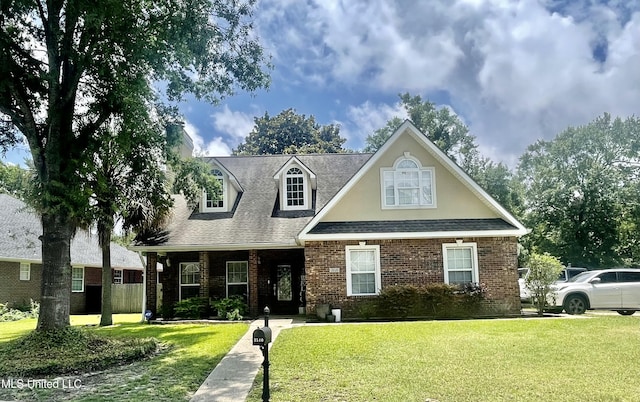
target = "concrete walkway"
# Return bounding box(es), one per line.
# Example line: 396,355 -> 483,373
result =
190,318 -> 294,402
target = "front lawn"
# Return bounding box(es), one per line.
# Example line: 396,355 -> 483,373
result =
0,315 -> 248,401
247,315 -> 640,401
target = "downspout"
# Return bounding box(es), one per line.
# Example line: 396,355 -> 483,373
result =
138,252 -> 147,323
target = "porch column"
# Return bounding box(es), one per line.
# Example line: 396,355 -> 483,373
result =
199,251 -> 210,299
145,252 -> 158,316
249,249 -> 259,316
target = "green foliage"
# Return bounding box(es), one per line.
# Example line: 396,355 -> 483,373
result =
212,296 -> 248,320
518,113 -> 640,267
173,297 -> 211,319
0,161 -> 33,200
170,156 -> 222,208
364,93 -> 476,162
0,0 -> 270,331
234,108 -> 348,155
0,326 -> 157,377
0,300 -> 39,322
355,283 -> 488,319
524,253 -> 564,316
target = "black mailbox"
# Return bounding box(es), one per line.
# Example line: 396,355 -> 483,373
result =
253,326 -> 272,346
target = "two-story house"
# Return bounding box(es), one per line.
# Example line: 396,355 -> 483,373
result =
131,120 -> 528,318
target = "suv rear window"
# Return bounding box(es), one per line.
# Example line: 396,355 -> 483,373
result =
618,271 -> 640,282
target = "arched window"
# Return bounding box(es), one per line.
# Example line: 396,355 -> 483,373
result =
381,155 -> 435,208
203,168 -> 225,212
285,167 -> 306,208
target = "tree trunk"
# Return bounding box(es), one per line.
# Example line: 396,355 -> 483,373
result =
99,228 -> 113,326
36,213 -> 74,331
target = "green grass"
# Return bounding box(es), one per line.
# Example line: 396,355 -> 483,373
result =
0,315 -> 248,401
248,315 -> 640,402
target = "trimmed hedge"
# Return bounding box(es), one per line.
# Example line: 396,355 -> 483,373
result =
354,283 -> 487,319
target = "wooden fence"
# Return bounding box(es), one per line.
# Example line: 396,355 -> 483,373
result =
111,283 -> 162,313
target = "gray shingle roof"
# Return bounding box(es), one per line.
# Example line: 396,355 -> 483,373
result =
308,219 -> 518,234
136,153 -> 373,248
0,194 -> 143,269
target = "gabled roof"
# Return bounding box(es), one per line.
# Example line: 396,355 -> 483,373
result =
207,157 -> 243,192
297,120 -> 529,241
273,156 -> 318,189
0,194 -> 143,269
131,153 -> 373,251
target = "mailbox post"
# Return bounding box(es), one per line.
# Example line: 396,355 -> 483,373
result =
252,306 -> 271,402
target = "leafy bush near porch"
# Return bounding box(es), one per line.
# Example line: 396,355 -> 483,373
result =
0,300 -> 39,322
173,297 -> 210,319
212,296 -> 248,321
355,283 -> 488,319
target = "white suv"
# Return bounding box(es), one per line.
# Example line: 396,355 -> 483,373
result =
550,268 -> 640,315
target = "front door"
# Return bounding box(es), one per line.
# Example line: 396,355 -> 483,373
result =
268,264 -> 302,314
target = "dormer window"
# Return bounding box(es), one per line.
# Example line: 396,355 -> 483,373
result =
285,167 -> 306,208
381,153 -> 436,209
202,168 -> 227,212
274,157 -> 316,212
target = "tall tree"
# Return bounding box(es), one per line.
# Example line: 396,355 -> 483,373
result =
0,0 -> 269,331
364,93 -> 476,168
0,160 -> 32,200
517,113 -> 640,268
234,109 -> 347,155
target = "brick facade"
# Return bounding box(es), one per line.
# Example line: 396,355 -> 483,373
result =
304,237 -> 521,318
0,261 -> 42,308
1,261 -> 143,314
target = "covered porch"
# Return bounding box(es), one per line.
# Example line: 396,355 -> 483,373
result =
144,248 -> 305,318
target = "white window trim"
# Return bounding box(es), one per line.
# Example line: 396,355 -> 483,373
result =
179,262 -> 200,300
226,261 -> 249,298
442,242 -> 479,285
346,244 -> 382,296
19,262 -> 30,281
113,269 -> 123,284
72,266 -> 85,293
202,169 -> 227,213
380,154 -> 436,209
282,166 -> 310,211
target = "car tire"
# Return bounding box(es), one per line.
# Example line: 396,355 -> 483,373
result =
564,295 -> 587,315
616,310 -> 636,316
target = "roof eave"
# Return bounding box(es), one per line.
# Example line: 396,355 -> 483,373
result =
128,241 -> 303,253
298,229 -> 529,242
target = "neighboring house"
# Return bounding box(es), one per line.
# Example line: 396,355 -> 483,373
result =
132,120 -> 529,318
0,194 -> 145,314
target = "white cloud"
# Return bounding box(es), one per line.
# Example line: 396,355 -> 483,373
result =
210,105 -> 255,142
340,101 -> 408,150
255,0 -> 640,164
185,120 -> 232,157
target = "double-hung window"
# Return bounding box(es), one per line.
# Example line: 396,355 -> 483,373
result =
180,262 -> 200,300
226,261 -> 248,302
346,245 -> 381,296
203,169 -> 225,212
442,242 -> 479,285
113,269 -> 123,284
285,167 -> 307,209
20,262 -> 30,281
381,155 -> 435,208
72,266 -> 84,292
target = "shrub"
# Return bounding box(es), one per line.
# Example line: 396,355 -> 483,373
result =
173,297 -> 210,319
353,283 -> 488,319
0,300 -> 39,322
212,296 -> 248,321
525,253 -> 564,316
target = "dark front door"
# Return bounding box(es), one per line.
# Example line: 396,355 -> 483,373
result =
268,264 -> 302,315
85,285 -> 101,313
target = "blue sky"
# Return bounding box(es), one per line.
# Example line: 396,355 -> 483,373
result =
3,0 -> 640,167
